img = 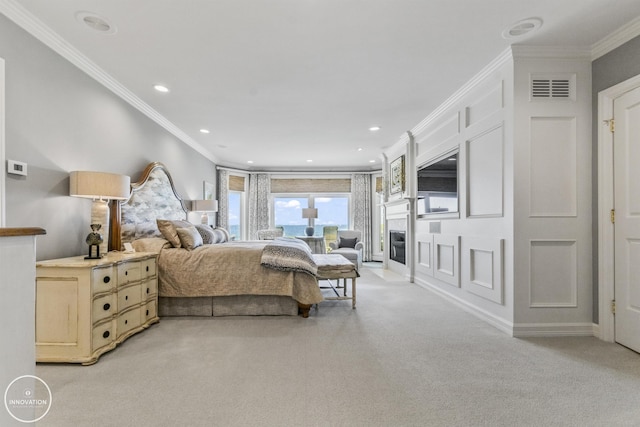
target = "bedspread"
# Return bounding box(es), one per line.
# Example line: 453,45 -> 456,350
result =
156,241 -> 323,305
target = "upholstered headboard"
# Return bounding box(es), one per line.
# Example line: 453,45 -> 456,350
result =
110,162 -> 188,251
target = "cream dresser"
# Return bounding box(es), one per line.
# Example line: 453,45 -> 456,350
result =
35,252 -> 159,365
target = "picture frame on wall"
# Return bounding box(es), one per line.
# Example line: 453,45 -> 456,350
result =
390,155 -> 405,194
203,181 -> 214,200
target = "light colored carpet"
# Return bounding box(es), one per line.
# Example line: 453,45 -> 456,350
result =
35,265 -> 640,427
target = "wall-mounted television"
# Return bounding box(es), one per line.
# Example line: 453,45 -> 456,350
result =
416,152 -> 458,216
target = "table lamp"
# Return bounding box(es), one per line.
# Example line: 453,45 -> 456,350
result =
191,199 -> 218,224
70,171 -> 130,257
302,208 -> 318,236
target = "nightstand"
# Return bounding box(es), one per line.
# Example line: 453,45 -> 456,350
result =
35,252 -> 159,365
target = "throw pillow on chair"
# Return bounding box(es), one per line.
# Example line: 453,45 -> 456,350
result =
339,237 -> 357,248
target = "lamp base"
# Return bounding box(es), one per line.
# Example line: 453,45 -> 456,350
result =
305,226 -> 314,236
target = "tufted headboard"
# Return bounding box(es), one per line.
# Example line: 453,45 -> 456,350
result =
110,162 -> 188,251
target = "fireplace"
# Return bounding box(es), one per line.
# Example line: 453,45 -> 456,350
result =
389,230 -> 406,264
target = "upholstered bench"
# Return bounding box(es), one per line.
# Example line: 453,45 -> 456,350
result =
313,254 -> 360,309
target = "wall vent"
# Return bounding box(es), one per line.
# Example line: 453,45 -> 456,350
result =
530,74 -> 575,101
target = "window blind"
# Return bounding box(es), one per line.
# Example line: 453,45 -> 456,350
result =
270,178 -> 351,193
229,175 -> 245,191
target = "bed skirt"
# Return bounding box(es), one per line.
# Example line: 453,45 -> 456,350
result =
158,296 -> 299,316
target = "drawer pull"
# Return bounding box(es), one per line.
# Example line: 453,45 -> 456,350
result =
146,287 -> 150,294
146,266 -> 149,272
146,309 -> 149,316
124,319 -> 128,325
103,276 -> 110,284
103,303 -> 111,311
125,295 -> 128,300
103,331 -> 110,339
125,271 -> 128,276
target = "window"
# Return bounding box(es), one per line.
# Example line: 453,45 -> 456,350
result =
227,173 -> 247,240
273,196 -> 308,237
273,194 -> 349,236
228,191 -> 244,239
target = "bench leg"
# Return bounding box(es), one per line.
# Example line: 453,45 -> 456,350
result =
352,277 -> 356,309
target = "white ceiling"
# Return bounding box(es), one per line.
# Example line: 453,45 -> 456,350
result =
6,0 -> 640,171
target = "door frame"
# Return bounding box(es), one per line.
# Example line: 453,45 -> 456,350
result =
597,73 -> 640,342
0,57 -> 5,226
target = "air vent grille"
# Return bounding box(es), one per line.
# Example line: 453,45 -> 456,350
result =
531,79 -> 572,99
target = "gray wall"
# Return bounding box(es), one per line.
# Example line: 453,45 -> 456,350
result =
0,15 -> 216,261
591,35 -> 640,323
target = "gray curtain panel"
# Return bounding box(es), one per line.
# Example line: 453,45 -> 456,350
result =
217,169 -> 229,230
248,173 -> 271,240
351,174 -> 372,261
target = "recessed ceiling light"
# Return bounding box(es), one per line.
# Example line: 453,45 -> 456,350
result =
369,160 -> 376,163
247,160 -> 254,164
306,160 -> 313,163
153,84 -> 169,93
75,11 -> 117,34
357,148 -> 364,152
199,129 -> 210,134
502,17 -> 543,39
369,126 -> 381,131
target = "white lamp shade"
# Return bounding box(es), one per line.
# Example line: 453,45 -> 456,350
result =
70,171 -> 130,200
191,199 -> 218,212
302,208 -> 318,219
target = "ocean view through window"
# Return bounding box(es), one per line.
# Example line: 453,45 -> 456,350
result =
274,195 -> 349,237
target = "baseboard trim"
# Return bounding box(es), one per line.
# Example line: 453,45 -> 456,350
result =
512,323 -> 595,337
414,277 -> 514,336
414,277 -> 597,338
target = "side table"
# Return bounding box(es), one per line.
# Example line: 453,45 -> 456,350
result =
295,236 -> 326,254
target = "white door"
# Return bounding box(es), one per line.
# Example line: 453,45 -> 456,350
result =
614,85 -> 640,352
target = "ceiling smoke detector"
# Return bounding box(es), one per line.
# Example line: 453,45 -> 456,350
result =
75,11 -> 117,34
502,17 -> 542,39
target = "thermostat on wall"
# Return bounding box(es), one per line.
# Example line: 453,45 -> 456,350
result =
7,160 -> 27,176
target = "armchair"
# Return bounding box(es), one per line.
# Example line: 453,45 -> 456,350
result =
329,230 -> 364,269
322,225 -> 339,253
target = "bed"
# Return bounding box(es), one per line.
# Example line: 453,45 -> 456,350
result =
110,162 -> 323,317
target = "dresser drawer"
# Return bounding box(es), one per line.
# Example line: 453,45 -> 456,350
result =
92,292 -> 116,323
117,307 -> 141,338
142,258 -> 157,278
118,283 -> 142,311
118,261 -> 141,286
142,299 -> 157,323
92,266 -> 116,294
141,278 -> 158,299
92,319 -> 115,351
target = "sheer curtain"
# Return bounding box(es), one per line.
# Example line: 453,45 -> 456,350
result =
216,169 -> 229,230
248,173 -> 270,239
352,174 -> 372,261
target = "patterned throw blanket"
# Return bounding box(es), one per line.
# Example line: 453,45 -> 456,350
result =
261,237 -> 318,278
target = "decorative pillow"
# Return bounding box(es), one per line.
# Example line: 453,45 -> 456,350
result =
214,227 -> 231,242
156,219 -> 192,248
176,226 -> 203,250
339,237 -> 358,249
195,224 -> 216,245
211,228 -> 226,243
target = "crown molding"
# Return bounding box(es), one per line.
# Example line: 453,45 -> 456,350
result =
408,47 -> 513,139
0,0 -> 218,163
591,15 -> 640,60
511,45 -> 591,59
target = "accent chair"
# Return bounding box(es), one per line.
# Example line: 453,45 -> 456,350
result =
322,225 -> 339,252
329,230 -> 364,270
